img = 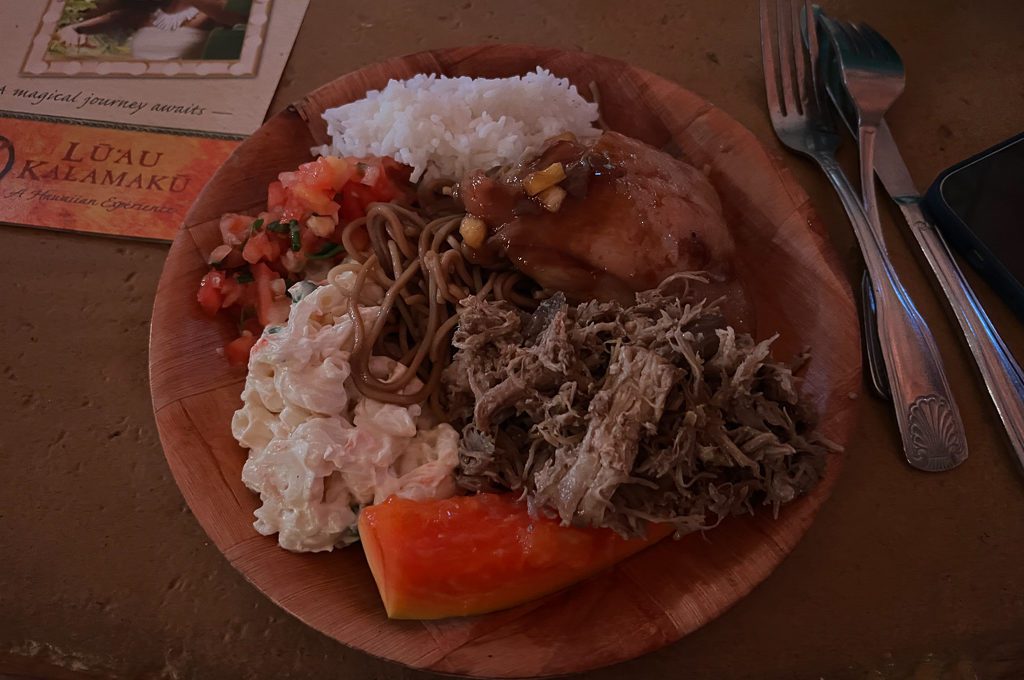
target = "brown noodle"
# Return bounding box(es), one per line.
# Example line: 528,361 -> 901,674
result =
340,202 -> 536,411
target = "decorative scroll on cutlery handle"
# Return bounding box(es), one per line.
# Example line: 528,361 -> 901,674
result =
898,200 -> 1024,471
820,156 -> 968,471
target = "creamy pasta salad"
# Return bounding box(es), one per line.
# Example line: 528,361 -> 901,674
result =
231,266 -> 459,552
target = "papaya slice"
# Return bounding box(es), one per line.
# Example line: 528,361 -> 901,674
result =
358,493 -> 673,620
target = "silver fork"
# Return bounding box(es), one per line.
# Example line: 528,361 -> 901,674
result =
759,0 -> 968,471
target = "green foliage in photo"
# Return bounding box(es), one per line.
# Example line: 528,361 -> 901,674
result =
46,0 -> 133,61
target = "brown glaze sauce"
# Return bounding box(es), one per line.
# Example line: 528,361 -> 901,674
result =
457,131 -> 754,331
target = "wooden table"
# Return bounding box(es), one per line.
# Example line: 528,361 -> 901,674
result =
2,1 -> 1023,678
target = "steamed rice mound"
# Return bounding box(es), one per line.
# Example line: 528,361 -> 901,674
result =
314,68 -> 600,182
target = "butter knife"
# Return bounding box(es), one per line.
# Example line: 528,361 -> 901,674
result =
825,49 -> 1024,472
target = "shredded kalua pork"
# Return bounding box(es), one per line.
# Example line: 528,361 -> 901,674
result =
442,273 -> 838,538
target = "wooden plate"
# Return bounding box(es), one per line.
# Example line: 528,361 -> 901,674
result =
149,45 -> 861,678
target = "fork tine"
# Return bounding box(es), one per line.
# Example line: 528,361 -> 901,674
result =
789,0 -> 807,115
759,0 -> 783,116
790,0 -> 823,116
803,1 -> 826,116
776,0 -> 797,116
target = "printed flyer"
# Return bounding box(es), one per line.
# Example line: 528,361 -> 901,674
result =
0,0 -> 309,240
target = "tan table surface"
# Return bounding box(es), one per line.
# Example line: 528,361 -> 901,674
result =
3,1 -> 1024,678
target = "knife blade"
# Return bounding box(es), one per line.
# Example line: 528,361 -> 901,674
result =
872,120 -> 919,201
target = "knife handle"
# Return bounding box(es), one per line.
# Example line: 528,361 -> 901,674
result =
898,200 -> 1024,472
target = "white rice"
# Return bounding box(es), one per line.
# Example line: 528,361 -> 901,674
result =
313,68 -> 600,182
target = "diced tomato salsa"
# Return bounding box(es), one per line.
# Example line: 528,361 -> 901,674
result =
196,156 -> 413,363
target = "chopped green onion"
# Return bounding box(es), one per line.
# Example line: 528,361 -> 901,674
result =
307,243 -> 343,260
249,218 -> 264,234
236,270 -> 254,284
266,220 -> 288,233
289,220 -> 301,252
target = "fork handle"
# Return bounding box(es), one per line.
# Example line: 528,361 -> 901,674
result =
897,199 -> 1024,472
818,152 -> 968,471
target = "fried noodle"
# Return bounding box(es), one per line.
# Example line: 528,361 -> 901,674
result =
337,202 -> 536,411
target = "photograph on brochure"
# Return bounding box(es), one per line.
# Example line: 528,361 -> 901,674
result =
23,0 -> 269,77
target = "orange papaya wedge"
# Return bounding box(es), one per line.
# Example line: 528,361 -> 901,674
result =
358,493 -> 673,619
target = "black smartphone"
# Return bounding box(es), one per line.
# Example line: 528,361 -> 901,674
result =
925,133 -> 1024,320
